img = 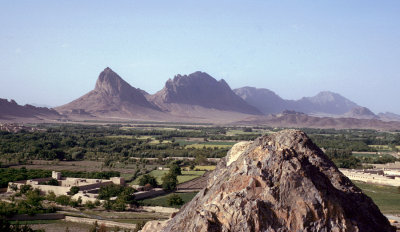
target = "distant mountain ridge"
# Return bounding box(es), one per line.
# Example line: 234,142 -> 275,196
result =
0,98 -> 59,120
233,87 -> 359,115
2,67 -> 400,129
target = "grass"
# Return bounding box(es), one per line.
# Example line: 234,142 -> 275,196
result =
139,192 -> 198,208
9,220 -> 59,225
368,145 -> 392,151
149,140 -> 171,144
185,144 -> 232,149
353,153 -> 395,158
106,135 -> 133,139
132,170 -> 206,185
354,181 -> 400,214
183,165 -> 216,171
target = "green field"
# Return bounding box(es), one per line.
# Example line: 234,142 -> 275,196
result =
185,144 -> 232,149
354,181 -> 400,214
106,135 -> 134,139
139,192 -> 198,208
132,170 -> 205,185
368,145 -> 392,151
352,153 -> 394,158
183,165 -> 216,171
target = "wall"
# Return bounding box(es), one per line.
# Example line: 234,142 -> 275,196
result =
340,169 -> 400,187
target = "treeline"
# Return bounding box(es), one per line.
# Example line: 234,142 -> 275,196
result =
0,124 -> 233,164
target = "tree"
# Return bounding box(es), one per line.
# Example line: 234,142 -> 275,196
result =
169,163 -> 181,176
161,172 -> 177,191
69,186 -> 80,195
102,200 -> 112,211
45,178 -> 59,186
25,189 -> 43,207
195,154 -> 207,165
167,194 -> 183,206
55,195 -> 71,206
138,174 -> 158,187
19,184 -> 32,194
46,191 -> 56,201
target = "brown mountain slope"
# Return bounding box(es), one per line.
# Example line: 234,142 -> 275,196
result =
149,72 -> 262,115
143,130 -> 394,232
235,112 -> 400,130
0,98 -> 59,121
55,67 -> 164,119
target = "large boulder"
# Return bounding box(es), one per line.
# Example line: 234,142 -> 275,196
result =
143,129 -> 394,232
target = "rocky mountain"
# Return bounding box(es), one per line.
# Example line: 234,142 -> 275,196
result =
234,87 -> 359,115
55,67 -> 162,119
0,98 -> 59,121
344,106 -> 378,120
142,130 -> 394,232
149,72 -> 262,115
233,87 -> 287,114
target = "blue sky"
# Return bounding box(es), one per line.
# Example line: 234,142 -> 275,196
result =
1,1 -> 400,114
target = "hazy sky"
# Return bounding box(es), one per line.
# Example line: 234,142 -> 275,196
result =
1,1 -> 400,114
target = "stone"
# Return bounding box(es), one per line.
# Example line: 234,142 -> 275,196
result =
142,129 -> 394,232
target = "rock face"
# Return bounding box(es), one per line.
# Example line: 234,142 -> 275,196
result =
150,72 -> 262,115
143,130 -> 394,232
55,67 -> 161,118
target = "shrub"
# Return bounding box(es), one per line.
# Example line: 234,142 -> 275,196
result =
43,178 -> 59,186
55,195 -> 71,206
19,184 -> 32,194
85,201 -> 95,209
69,186 -> 80,195
167,194 -> 184,206
46,191 -> 56,202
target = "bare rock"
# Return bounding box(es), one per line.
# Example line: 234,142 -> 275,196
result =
143,129 -> 394,232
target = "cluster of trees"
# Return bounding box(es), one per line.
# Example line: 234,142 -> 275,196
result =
97,184 -> 137,211
325,149 -> 361,169
0,187 -> 55,218
138,161 -> 182,191
0,124 -> 236,165
0,168 -> 50,188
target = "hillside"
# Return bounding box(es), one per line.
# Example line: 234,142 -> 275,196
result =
0,98 -> 59,121
55,67 -> 164,120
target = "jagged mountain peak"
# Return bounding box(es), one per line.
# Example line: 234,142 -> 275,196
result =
55,68 -> 160,116
94,67 -> 131,96
152,71 -> 262,115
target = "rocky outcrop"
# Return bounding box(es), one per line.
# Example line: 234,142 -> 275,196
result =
143,130 -> 394,232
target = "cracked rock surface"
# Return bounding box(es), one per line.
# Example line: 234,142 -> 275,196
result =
142,129 -> 394,232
